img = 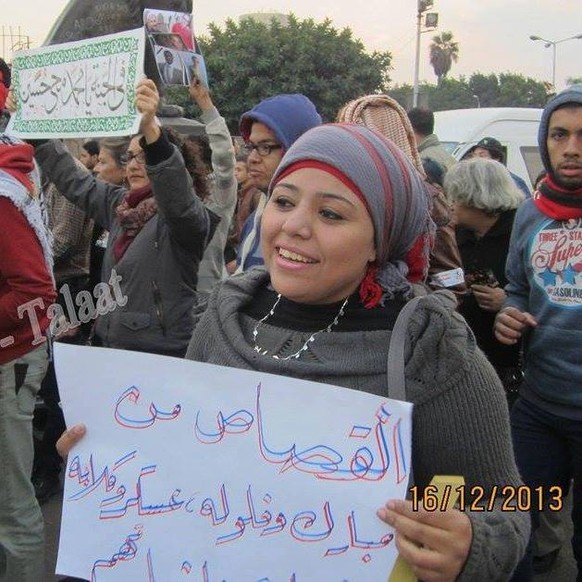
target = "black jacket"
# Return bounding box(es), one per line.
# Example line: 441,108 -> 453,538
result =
457,209 -> 520,370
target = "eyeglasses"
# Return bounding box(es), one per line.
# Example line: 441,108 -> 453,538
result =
122,151 -> 146,165
242,142 -> 282,157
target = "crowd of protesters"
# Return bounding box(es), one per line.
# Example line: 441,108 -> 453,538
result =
1,44 -> 582,580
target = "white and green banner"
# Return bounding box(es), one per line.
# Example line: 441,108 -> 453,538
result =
7,28 -> 145,138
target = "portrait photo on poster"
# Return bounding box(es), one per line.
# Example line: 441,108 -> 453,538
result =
144,7 -> 207,87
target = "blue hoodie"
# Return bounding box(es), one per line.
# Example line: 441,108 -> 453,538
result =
239,94 -> 322,151
504,84 -> 582,414
236,94 -> 322,271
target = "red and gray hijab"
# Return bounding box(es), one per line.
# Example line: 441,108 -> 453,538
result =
269,123 -> 435,307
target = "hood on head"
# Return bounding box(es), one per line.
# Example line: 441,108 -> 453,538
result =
538,83 -> 582,175
239,94 -> 322,151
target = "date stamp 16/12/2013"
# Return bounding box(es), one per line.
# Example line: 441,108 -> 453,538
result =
409,483 -> 564,513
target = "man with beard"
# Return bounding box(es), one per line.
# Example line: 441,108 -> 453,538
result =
78,140 -> 99,172
495,84 -> 582,579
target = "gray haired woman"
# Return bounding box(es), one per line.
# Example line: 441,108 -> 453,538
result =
445,157 -> 525,399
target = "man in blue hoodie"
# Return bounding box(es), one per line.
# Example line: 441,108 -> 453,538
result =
495,84 -> 582,579
235,94 -> 322,272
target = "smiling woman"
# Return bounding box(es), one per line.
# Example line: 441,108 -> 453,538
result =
184,123 -> 530,579
59,123 -> 531,580
262,167 -> 376,305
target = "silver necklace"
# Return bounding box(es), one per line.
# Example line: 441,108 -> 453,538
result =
252,294 -> 349,360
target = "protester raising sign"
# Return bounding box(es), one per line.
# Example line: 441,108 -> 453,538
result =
54,344 -> 413,580
6,28 -> 145,139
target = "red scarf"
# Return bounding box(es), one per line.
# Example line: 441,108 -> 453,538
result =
533,175 -> 582,220
113,185 -> 157,262
0,143 -> 36,194
0,84 -> 7,112
0,65 -> 8,112
358,234 -> 429,309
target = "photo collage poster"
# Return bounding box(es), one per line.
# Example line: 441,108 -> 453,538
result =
144,8 -> 208,87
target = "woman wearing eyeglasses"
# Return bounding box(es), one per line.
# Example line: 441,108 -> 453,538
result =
32,79 -> 218,357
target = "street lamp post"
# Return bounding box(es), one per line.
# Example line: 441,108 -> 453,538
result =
412,7 -> 422,107
529,33 -> 582,90
412,0 -> 437,107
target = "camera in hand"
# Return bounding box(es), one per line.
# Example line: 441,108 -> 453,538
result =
465,268 -> 499,288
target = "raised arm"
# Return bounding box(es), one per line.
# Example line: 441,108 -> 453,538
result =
34,142 -> 125,231
189,78 -> 236,196
136,79 -> 218,254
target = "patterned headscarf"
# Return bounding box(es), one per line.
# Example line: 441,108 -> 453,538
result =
337,94 -> 425,175
270,123 -> 435,304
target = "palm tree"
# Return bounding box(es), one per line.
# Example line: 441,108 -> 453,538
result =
429,31 -> 459,86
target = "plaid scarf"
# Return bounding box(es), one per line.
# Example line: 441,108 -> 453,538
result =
336,94 -> 426,176
0,135 -> 53,279
113,185 -> 157,262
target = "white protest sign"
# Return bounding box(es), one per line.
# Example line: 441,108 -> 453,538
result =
7,28 -> 145,139
54,344 -> 412,581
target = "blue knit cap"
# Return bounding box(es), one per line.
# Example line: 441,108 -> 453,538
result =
538,83 -> 582,176
239,94 -> 322,151
270,123 -> 435,299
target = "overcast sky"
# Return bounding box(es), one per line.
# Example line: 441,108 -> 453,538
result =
1,0 -> 580,90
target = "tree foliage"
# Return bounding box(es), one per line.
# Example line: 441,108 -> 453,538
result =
181,14 -> 391,131
389,73 -> 550,111
429,31 -> 459,85
496,73 -> 548,107
468,73 -> 500,107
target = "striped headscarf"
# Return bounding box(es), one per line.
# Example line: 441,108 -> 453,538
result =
269,123 -> 435,304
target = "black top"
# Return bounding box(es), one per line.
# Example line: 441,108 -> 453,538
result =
457,209 -> 520,369
242,282 -> 407,332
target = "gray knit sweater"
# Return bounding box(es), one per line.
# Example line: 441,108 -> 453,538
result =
186,269 -> 530,581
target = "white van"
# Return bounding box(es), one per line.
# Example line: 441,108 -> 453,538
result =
433,107 -> 544,191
